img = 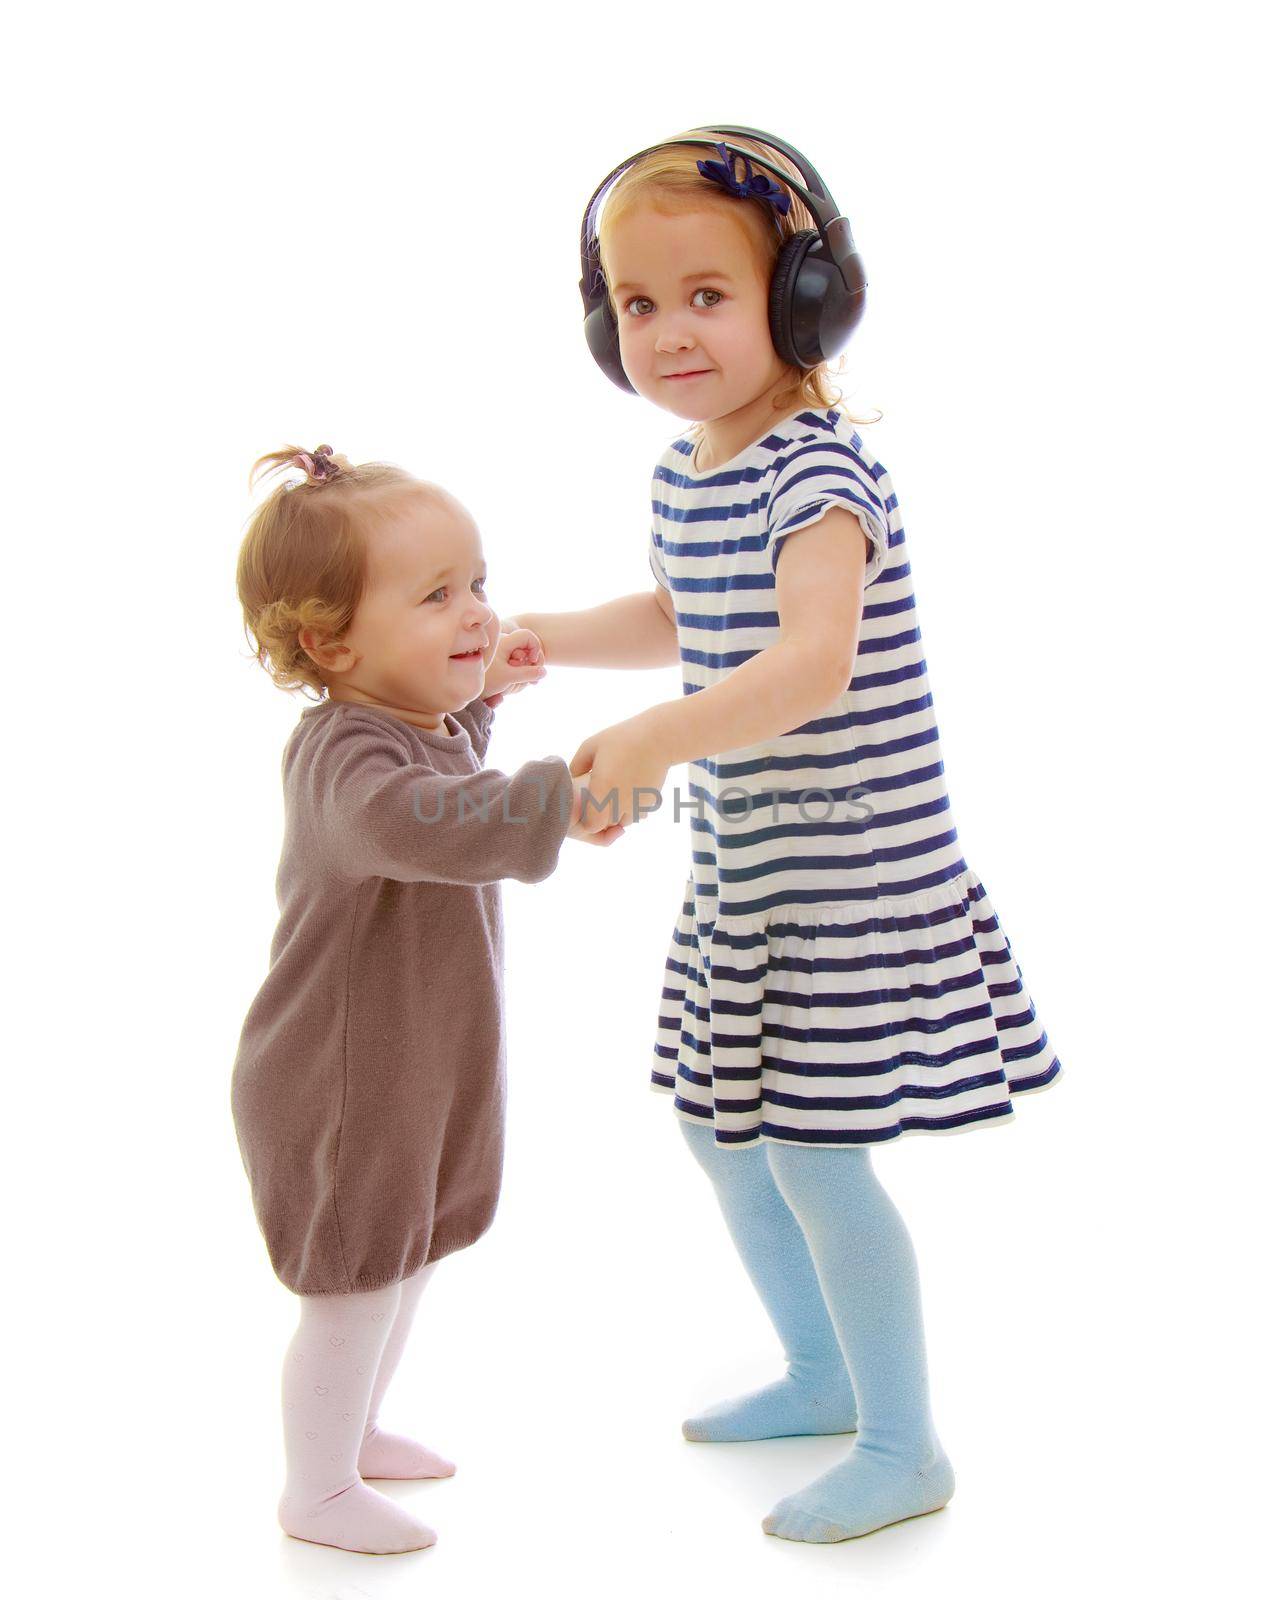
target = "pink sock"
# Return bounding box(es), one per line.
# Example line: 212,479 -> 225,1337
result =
358,1261 -> 455,1481
278,1278 -> 437,1554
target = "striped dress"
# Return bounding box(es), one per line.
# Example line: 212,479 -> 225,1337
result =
648,406 -> 1062,1147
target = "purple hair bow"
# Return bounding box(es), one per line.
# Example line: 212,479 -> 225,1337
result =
294,443 -> 340,483
695,142 -> 792,217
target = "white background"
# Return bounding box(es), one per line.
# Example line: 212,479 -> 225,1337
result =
5,2 -> 1276,1596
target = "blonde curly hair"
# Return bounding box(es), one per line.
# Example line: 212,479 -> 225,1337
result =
593,129 -> 881,438
235,445 -> 428,699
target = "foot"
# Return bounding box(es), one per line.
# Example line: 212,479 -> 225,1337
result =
683,1372 -> 857,1442
762,1444 -> 955,1542
358,1424 -> 456,1480
278,1478 -> 437,1554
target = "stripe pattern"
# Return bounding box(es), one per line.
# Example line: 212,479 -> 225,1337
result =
649,407 -> 1062,1146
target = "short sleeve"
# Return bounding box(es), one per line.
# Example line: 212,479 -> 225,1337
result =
765,435 -> 890,587
649,523 -> 671,590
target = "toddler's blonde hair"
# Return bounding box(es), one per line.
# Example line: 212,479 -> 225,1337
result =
236,446 -> 429,700
594,129 -> 881,438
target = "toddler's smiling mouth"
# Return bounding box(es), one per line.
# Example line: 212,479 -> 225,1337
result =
449,646 -> 484,660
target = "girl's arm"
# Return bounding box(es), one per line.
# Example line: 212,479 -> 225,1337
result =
569,509 -> 871,831
644,509 -> 869,766
506,587 -> 678,669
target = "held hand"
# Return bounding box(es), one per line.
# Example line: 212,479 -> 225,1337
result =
566,780 -> 626,847
568,714 -> 671,833
482,625 -> 547,703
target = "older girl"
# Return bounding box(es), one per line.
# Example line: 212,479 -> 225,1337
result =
509,128 -> 1062,1544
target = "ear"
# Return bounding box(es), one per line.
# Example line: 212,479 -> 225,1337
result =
298,626 -> 357,675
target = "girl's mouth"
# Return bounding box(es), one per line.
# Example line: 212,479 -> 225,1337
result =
449,646 -> 484,661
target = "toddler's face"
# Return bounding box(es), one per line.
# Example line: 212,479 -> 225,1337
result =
603,201 -> 789,421
320,487 -> 498,722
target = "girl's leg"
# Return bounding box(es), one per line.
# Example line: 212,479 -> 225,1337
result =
678,1117 -> 857,1440
760,1140 -> 955,1542
358,1260 -> 455,1480
278,1278 -> 437,1554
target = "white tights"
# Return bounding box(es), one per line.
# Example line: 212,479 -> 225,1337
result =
278,1260 -> 447,1554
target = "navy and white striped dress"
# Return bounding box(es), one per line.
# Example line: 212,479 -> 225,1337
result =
648,406 -> 1062,1147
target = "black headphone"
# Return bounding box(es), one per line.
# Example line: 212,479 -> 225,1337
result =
578,124 -> 867,395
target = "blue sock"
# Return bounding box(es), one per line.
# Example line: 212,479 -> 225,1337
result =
678,1118 -> 858,1441
760,1140 -> 955,1542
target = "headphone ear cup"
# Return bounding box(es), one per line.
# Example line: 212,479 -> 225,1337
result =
769,229 -> 820,368
584,293 -> 635,394
769,228 -> 867,369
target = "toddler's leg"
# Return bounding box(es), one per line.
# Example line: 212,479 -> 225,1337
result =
678,1117 -> 857,1441
760,1141 -> 955,1543
278,1278 -> 437,1554
358,1261 -> 455,1480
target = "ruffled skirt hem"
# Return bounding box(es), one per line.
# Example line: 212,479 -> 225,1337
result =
650,864 -> 1063,1147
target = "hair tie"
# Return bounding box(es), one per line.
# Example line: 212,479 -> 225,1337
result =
695,142 -> 792,218
293,444 -> 341,483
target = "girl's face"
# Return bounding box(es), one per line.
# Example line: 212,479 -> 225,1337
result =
603,200 -> 791,421
315,488 -> 498,724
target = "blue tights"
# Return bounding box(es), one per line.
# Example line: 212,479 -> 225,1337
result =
679,1117 -> 956,1542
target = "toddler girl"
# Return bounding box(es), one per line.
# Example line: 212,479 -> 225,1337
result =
230,445 -> 617,1554
507,127 -> 1063,1544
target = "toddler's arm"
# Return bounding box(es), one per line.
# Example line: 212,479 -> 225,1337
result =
449,695 -> 498,760
505,587 -> 678,669
318,714 -> 580,885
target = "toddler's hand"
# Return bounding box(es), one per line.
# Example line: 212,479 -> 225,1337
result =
482,625 -> 547,703
567,778 -> 625,847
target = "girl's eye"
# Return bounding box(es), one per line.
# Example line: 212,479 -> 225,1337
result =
622,287 -> 723,317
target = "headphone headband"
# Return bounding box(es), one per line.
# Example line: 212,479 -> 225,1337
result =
579,125 -> 854,304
